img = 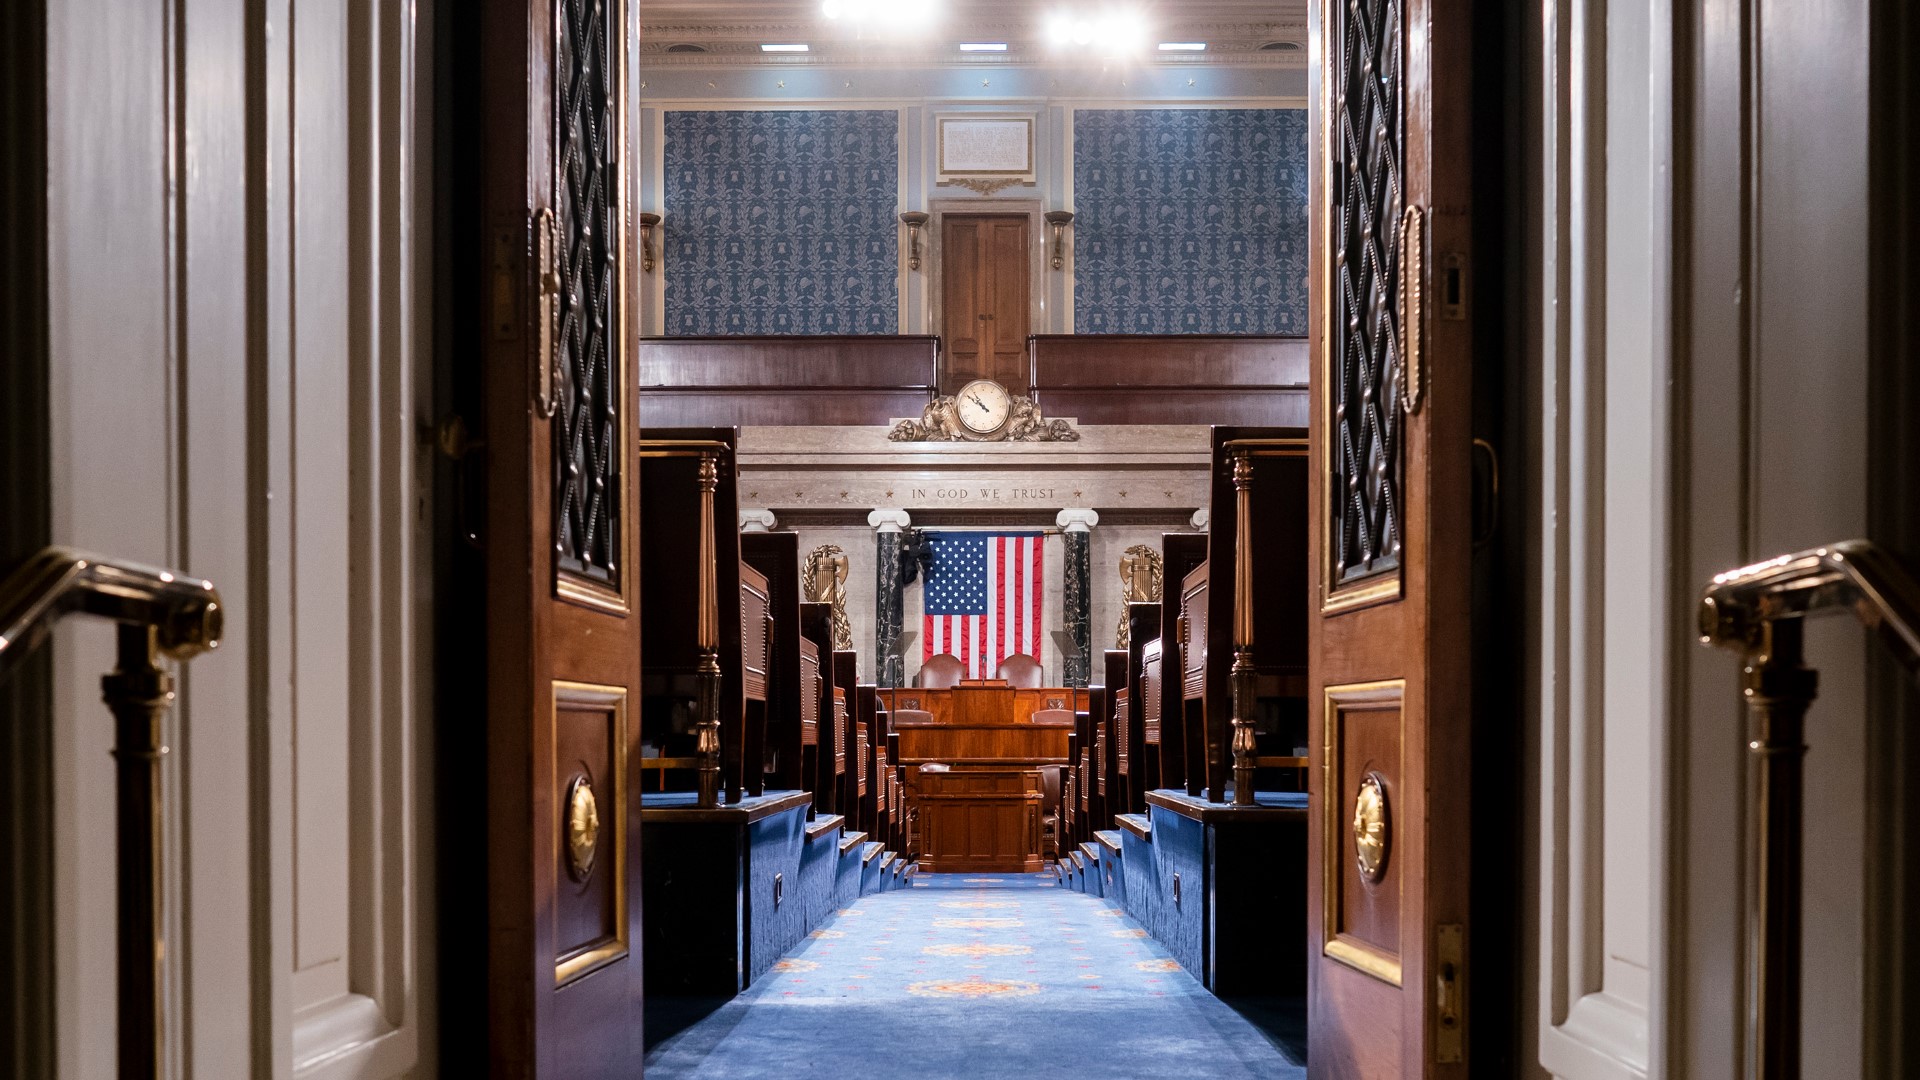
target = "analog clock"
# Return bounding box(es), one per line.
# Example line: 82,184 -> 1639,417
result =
956,379 -> 1012,435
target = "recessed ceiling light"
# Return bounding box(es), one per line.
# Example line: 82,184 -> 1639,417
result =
960,42 -> 1008,52
760,43 -> 810,52
1158,42 -> 1206,52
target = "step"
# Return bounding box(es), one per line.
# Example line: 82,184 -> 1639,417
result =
861,841 -> 885,866
1116,813 -> 1152,841
1079,841 -> 1103,865
838,830 -> 868,856
1095,830 -> 1124,857
805,814 -> 845,842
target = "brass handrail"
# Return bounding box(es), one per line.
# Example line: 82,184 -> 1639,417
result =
0,546 -> 223,674
1697,539 -> 1920,1080
0,546 -> 225,1080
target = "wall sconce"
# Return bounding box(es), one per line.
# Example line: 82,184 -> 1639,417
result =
899,211 -> 930,272
1044,209 -> 1075,270
639,212 -> 661,273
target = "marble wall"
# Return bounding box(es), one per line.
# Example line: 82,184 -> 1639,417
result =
1072,108 -> 1310,334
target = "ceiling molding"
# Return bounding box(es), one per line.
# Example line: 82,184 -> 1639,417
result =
638,7 -> 1310,68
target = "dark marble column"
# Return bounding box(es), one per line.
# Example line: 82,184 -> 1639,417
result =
869,509 -> 910,687
1057,509 -> 1099,688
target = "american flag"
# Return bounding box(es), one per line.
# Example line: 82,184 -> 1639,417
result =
922,532 -> 1045,679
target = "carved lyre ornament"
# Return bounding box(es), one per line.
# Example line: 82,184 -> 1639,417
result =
803,544 -> 854,652
1115,545 -> 1165,649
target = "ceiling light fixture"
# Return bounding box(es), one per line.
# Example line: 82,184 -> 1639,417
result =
959,42 -> 1008,51
760,43 -> 810,52
1158,42 -> 1206,51
1044,8 -> 1151,56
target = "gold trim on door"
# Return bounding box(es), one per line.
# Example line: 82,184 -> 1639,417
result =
553,679 -> 630,986
1321,678 -> 1405,986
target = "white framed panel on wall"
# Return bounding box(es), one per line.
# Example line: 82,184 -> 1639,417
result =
1533,0 -> 1668,1077
935,113 -> 1036,188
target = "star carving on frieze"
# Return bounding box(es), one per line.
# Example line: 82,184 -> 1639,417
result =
1164,491 -> 1173,499
885,490 -> 895,498
840,491 -> 851,499
1073,490 -> 1084,499
748,491 -> 759,500
1118,491 -> 1129,498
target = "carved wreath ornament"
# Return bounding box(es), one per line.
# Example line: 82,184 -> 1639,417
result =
888,394 -> 1079,443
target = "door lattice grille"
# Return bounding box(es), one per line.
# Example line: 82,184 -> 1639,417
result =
554,0 -> 620,591
1329,0 -> 1405,587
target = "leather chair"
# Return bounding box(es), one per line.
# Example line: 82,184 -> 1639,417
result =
919,653 -> 967,689
996,652 -> 1043,687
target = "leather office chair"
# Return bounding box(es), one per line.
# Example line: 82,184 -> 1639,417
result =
996,652 -> 1043,687
919,653 -> 967,689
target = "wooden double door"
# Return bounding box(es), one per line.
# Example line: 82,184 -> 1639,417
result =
939,213 -> 1031,393
457,0 -> 644,1075
1305,0 -> 1486,1075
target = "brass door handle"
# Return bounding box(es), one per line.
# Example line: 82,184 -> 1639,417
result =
1398,204 -> 1426,416
534,207 -> 561,420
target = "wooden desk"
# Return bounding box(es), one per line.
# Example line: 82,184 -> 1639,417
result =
878,685 -> 1083,730
881,683 -> 1081,870
906,766 -> 1045,873
890,714 -> 1073,764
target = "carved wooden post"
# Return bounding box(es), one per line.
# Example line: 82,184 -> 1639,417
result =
1230,451 -> 1257,806
101,623 -> 171,1080
695,452 -> 723,808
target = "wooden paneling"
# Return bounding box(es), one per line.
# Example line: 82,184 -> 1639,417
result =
1322,681 -> 1405,984
742,532 -> 805,791
636,336 -> 938,427
941,214 -> 1031,392
892,719 -> 1072,763
1027,335 -> 1309,425
878,686 -> 1083,729
551,682 -> 628,983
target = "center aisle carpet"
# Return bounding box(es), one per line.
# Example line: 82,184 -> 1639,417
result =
644,872 -> 1306,1079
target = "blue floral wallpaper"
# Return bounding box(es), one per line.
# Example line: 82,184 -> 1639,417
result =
663,110 -> 899,335
1072,109 -> 1309,335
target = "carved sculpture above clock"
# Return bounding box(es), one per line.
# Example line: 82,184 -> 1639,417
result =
888,378 -> 1079,443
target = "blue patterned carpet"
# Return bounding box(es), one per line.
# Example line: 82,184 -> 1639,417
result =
644,873 -> 1305,1078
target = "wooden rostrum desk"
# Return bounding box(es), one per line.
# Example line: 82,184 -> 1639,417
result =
882,681 -> 1083,873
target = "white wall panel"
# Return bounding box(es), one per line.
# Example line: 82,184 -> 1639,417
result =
42,0 -> 431,1075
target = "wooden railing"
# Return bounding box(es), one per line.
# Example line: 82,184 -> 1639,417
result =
0,547 -> 225,1080
1697,540 -> 1920,1080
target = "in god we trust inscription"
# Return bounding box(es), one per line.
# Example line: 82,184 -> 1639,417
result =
910,486 -> 1058,503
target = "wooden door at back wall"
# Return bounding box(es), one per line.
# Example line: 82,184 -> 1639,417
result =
940,213 -> 1031,393
1306,0 -> 1478,1075
469,0 -> 643,1073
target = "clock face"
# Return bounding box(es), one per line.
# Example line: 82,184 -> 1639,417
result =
957,379 -> 1012,434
